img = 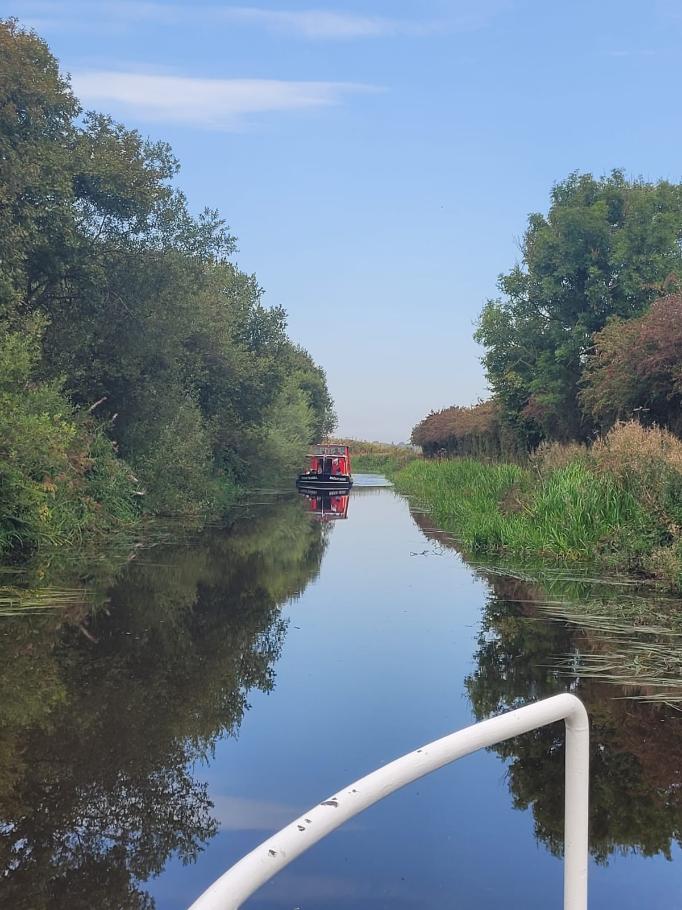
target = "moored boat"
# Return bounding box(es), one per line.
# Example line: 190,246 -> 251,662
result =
296,444 -> 353,491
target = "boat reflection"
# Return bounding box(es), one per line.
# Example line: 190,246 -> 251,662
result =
298,490 -> 350,521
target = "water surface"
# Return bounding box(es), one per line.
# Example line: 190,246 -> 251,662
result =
1,479 -> 680,909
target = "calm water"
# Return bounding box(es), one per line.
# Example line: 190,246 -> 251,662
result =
1,477 -> 681,909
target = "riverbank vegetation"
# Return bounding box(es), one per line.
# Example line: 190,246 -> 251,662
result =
329,438 -> 417,474
396,421 -> 682,590
0,20 -> 334,556
476,171 -> 682,448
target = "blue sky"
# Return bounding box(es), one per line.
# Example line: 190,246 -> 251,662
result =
8,0 -> 682,441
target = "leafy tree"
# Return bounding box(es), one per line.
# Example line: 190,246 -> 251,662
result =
581,293 -> 682,435
0,319 -> 138,553
0,19 -> 335,535
476,171 -> 682,445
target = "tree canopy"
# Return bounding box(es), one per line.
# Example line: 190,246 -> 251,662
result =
412,171 -> 682,454
0,19 -> 335,549
474,170 -> 682,447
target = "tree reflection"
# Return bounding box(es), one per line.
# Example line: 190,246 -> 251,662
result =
411,508 -> 682,864
0,498 -> 326,909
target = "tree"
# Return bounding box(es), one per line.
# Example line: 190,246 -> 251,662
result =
0,19 -> 336,532
476,171 -> 682,446
581,293 -> 682,435
410,400 -> 517,458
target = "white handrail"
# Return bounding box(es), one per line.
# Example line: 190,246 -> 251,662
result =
188,693 -> 589,910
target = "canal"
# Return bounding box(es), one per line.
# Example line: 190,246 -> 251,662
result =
1,477 -> 680,909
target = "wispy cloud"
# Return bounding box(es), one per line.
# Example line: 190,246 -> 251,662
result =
222,7 -> 435,39
15,1 -> 504,40
71,70 -> 379,129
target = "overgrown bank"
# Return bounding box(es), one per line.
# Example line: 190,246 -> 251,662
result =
0,21 -> 335,556
394,422 -> 682,592
329,438 -> 417,474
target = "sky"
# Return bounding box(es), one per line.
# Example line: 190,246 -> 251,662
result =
6,0 -> 682,441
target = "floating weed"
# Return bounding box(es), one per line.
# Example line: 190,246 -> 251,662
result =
536,601 -> 682,703
0,587 -> 93,615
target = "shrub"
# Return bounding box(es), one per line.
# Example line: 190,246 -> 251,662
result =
411,400 -> 515,458
581,294 -> 682,435
528,440 -> 588,477
0,322 -> 139,553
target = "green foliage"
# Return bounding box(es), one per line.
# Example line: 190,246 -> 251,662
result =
0,19 -> 335,546
475,171 -> 682,446
240,376 -> 315,485
0,321 -> 139,554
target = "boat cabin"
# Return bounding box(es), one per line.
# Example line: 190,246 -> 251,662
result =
309,444 -> 351,477
297,444 -> 353,490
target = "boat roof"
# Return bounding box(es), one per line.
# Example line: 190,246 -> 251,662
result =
308,445 -> 350,456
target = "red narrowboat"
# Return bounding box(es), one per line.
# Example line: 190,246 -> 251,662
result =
296,444 -> 353,491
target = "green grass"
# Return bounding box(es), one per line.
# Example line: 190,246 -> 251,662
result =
394,457 -> 679,588
393,458 -> 523,551
352,452 -> 415,474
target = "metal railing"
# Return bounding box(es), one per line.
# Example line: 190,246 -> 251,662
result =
188,693 -> 589,910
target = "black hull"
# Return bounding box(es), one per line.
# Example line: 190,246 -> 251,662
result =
296,475 -> 353,491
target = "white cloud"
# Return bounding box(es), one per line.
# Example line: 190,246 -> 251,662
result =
71,70 -> 379,129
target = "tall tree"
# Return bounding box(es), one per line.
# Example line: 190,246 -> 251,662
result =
476,171 -> 682,445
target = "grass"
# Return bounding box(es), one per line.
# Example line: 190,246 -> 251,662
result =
394,422 -> 682,592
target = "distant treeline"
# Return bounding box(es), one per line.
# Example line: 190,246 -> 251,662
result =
0,20 -> 335,554
412,171 -> 682,455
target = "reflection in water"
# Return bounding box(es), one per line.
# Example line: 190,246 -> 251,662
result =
1,487 -> 681,909
298,490 -> 350,521
411,507 -> 682,866
0,498 -> 327,910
